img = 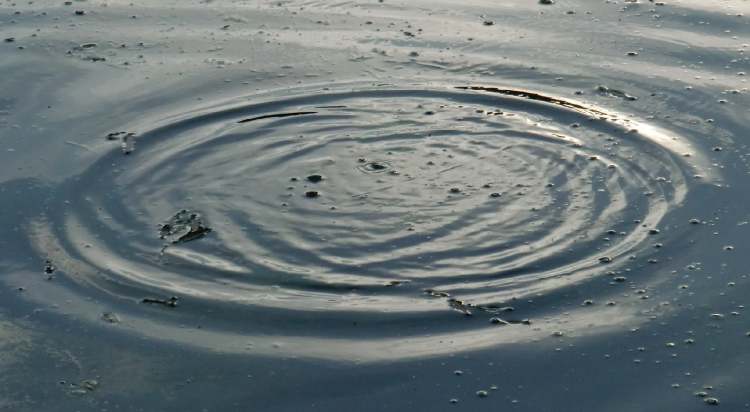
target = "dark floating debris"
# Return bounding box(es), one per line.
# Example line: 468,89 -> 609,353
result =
159,209 -> 212,244
306,174 -> 324,183
305,190 -> 320,198
448,298 -> 475,316
358,160 -> 391,174
142,296 -> 179,308
105,131 -> 136,155
101,312 -> 120,324
596,85 -> 638,101
69,379 -> 98,395
237,111 -> 317,124
43,260 -> 56,274
425,289 -> 451,298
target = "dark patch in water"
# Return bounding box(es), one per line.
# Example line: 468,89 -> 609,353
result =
237,111 -> 317,123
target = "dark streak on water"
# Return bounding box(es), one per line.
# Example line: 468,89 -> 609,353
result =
237,111 -> 318,124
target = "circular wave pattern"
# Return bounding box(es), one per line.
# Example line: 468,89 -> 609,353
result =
28,84 -> 709,360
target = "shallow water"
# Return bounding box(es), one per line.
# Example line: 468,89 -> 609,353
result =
1,0 -> 749,410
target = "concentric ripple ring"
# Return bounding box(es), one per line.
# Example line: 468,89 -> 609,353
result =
20,83 -> 717,361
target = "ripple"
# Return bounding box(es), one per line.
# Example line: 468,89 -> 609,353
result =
23,83 -> 716,360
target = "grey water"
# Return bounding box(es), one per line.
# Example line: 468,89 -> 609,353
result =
0,0 -> 749,410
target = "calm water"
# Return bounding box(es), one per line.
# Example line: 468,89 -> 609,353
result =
1,0 -> 749,410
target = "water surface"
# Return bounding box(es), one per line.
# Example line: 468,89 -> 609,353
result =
1,0 -> 749,410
